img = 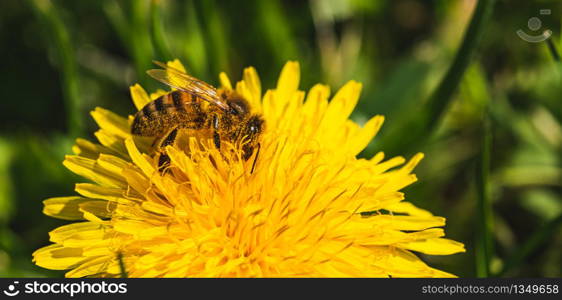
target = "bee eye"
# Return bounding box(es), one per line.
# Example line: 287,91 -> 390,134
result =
247,117 -> 262,134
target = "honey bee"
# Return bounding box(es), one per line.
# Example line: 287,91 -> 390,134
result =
131,61 -> 264,172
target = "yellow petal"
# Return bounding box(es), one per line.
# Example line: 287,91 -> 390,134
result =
401,153 -> 424,174
370,151 -> 385,164
303,84 -> 330,121
398,238 -> 466,255
219,72 -> 232,90
59,230 -> 107,248
79,200 -> 114,219
167,59 -> 187,73
72,138 -> 111,159
63,155 -> 127,188
243,66 -> 261,108
125,138 -> 155,177
97,153 -> 129,173
130,84 -> 151,110
277,61 -> 300,91
33,245 -> 87,270
43,197 -> 95,221
90,107 -> 130,139
48,222 -> 105,244
94,130 -> 127,156
150,89 -> 168,100
386,201 -> 434,217
75,183 -> 129,204
321,80 -> 362,129
81,210 -> 105,223
367,215 -> 446,231
66,256 -> 115,278
368,246 -> 455,278
371,156 -> 406,174
113,219 -> 154,236
82,243 -> 113,257
347,115 -> 385,156
275,61 -> 300,106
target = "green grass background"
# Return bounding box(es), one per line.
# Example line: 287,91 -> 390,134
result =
0,0 -> 560,277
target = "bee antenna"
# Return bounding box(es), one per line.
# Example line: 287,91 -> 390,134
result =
152,60 -> 167,68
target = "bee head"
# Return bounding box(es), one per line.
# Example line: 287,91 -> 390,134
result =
238,115 -> 263,160
245,115 -> 263,137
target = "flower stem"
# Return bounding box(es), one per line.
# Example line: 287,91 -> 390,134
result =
117,252 -> 128,278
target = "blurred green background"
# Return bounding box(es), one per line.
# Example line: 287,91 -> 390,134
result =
0,0 -> 560,277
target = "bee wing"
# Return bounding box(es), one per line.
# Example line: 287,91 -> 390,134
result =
147,64 -> 229,111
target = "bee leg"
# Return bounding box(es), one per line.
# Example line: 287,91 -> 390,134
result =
212,115 -> 221,149
158,127 -> 178,172
250,143 -> 261,174
158,154 -> 171,172
213,132 -> 221,149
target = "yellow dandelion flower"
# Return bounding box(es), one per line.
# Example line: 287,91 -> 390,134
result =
33,60 -> 465,277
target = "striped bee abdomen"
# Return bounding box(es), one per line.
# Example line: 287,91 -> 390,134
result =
131,91 -> 207,136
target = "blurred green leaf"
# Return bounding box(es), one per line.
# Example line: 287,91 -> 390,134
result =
359,59 -> 431,118
129,0 -> 154,85
182,0 -> 209,77
28,0 -> 83,137
103,0 -> 130,50
490,96 -> 559,168
0,138 -> 14,224
257,0 -> 298,65
546,38 -> 560,62
378,0 -> 496,157
475,111 -> 494,278
104,0 -> 154,87
358,59 -> 431,157
495,213 -> 562,277
498,165 -> 561,187
194,0 -> 229,75
520,189 -> 562,220
150,0 -> 173,62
